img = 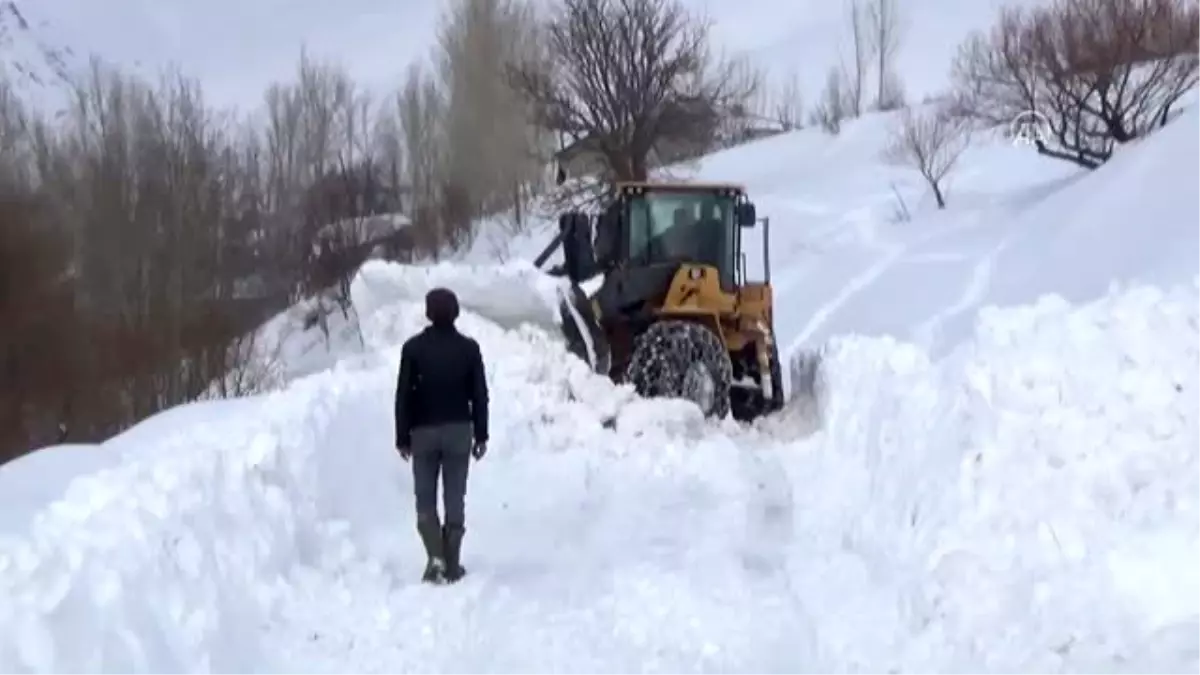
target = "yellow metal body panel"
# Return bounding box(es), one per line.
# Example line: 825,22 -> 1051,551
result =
656,264 -> 775,355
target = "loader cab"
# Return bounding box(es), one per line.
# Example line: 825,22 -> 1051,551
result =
586,183 -> 756,290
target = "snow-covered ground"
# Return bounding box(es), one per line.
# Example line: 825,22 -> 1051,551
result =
2,0 -> 1199,670
2,256 -> 1196,671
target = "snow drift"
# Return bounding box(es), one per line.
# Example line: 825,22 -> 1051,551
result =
352,258 -> 568,334
781,279 -> 1200,672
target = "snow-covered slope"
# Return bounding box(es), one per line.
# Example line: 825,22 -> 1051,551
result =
746,104 -> 1200,360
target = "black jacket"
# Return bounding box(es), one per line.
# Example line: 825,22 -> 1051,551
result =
394,324 -> 489,447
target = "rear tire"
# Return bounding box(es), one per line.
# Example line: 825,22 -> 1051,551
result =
626,320 -> 733,419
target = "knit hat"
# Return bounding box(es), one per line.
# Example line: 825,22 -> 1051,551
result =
425,287 -> 460,327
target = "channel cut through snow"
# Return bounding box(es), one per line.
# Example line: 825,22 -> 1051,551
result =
1,259 -> 1195,673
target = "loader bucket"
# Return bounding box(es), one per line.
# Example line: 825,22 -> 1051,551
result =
556,282 -> 611,376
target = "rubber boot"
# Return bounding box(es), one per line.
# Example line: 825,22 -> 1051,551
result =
417,514 -> 445,583
442,524 -> 467,583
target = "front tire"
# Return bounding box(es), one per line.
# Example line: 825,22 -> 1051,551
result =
626,320 -> 733,419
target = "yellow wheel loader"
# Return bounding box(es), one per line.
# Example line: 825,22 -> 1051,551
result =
536,181 -> 786,421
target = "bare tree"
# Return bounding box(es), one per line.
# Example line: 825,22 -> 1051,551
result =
262,51 -> 379,319
510,0 -> 757,183
304,88 -> 380,318
397,62 -> 449,257
260,49 -> 353,222
16,62 -> 266,443
843,0 -> 869,117
436,0 -> 545,223
884,105 -> 972,209
711,60 -> 770,147
811,66 -> 848,133
773,72 -> 804,131
0,79 -> 33,188
263,81 -> 306,215
951,0 -> 1199,169
1,48 -> 431,456
865,0 -> 904,109
0,190 -> 79,459
875,69 -> 907,110
301,157 -> 386,325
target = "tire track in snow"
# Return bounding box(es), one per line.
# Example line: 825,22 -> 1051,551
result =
786,243 -> 908,357
782,216 -> 993,360
910,231 -> 1017,352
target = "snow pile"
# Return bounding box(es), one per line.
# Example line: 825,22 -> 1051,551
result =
788,279 -> 1200,671
352,259 -> 568,334
0,375 -> 357,672
0,444 -> 119,536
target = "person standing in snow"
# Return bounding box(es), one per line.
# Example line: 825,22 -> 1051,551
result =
394,287 -> 489,583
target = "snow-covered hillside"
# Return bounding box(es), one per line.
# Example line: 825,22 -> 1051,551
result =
1,0 -> 1197,671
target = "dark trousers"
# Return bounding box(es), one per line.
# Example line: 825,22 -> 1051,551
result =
410,422 -> 472,526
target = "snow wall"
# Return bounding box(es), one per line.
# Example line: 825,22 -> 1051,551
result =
0,261 -> 1195,672
349,258 -> 568,333
784,279 -> 1200,671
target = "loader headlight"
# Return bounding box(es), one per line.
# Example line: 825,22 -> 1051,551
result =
688,268 -> 704,280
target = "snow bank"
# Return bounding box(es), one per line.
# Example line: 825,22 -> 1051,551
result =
788,279 -> 1200,671
0,375 -> 358,672
983,106 -> 1200,309
352,259 -> 568,334
0,445 -> 117,536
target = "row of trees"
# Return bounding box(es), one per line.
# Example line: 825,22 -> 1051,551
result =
883,0 -> 1196,211
951,0 -> 1198,169
813,0 -> 908,133
0,0 -> 762,461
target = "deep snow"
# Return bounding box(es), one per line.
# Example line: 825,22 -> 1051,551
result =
2,260 -> 1196,672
